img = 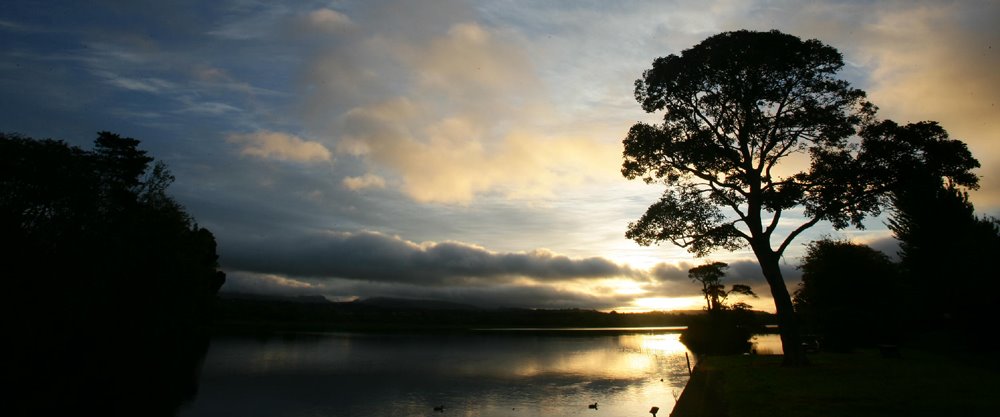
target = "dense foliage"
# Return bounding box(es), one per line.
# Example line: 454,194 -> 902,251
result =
890,185 -> 1000,343
793,239 -> 900,350
1,132 -> 225,415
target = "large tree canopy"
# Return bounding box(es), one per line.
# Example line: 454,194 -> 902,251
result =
624,30 -> 878,257
623,30 -> 880,365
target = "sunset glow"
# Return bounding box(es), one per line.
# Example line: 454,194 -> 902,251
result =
633,297 -> 707,313
1,0 -> 996,312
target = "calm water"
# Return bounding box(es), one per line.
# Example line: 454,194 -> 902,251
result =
177,330 -> 698,417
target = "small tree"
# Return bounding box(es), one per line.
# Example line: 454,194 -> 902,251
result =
682,262 -> 759,355
688,262 -> 757,312
623,30 -> 879,365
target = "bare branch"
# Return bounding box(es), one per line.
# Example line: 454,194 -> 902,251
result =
777,216 -> 821,256
764,206 -> 783,237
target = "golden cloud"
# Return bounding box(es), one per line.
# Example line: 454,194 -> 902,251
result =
325,23 -> 620,203
343,173 -> 387,190
228,130 -> 332,163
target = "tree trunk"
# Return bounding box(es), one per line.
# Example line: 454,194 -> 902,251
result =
758,251 -> 808,366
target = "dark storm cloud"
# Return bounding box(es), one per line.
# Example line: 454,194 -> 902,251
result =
224,271 -> 634,310
222,231 -> 640,286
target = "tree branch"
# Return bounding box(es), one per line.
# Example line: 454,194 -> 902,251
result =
777,216 -> 821,256
764,206 -> 783,237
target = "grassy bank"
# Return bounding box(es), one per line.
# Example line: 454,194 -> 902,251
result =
671,349 -> 998,417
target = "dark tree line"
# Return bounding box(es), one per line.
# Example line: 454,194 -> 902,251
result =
1,132 -> 225,416
794,121 -> 998,349
213,296 -> 759,332
874,122 -> 1000,346
795,139 -> 999,352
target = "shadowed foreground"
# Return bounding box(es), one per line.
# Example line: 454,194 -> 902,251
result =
671,349 -> 998,417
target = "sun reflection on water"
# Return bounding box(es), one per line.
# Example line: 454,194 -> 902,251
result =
185,331 -> 697,417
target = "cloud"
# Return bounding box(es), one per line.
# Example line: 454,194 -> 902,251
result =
223,271 -> 320,296
343,173 -> 386,190
745,0 -> 1000,211
228,130 -> 332,163
306,8 -> 354,32
178,101 -> 241,115
102,74 -> 176,93
222,230 -> 639,286
337,97 -> 619,202
853,235 -> 901,261
855,2 -> 1000,210
304,20 -> 621,203
208,3 -> 291,40
218,230 -> 649,309
648,259 -> 801,302
221,271 -> 633,309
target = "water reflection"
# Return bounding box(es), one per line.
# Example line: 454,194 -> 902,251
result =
179,330 -> 694,417
751,334 -> 784,355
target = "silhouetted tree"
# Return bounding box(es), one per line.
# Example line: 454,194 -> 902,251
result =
1,132 -> 225,416
793,239 -> 900,350
623,30 -> 879,365
682,262 -> 759,355
688,262 -> 757,312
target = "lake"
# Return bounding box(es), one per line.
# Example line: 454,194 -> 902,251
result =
177,329 -> 702,417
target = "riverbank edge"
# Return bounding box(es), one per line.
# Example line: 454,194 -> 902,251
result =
670,348 -> 1000,417
669,359 -> 727,417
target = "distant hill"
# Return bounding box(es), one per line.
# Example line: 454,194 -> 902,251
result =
219,292 -> 331,304
355,297 -> 480,311
212,292 -> 777,332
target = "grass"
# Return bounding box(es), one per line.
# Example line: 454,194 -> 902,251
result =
672,349 -> 999,417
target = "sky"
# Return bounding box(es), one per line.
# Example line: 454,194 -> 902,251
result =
2,0 -> 997,312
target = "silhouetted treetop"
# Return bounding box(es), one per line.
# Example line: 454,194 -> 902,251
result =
859,120 -> 980,193
624,30 -> 879,258
688,261 -> 757,312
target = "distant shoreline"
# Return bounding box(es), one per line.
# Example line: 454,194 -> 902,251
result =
211,295 -> 777,334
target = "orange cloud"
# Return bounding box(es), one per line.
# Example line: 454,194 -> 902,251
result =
228,130 -> 332,163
